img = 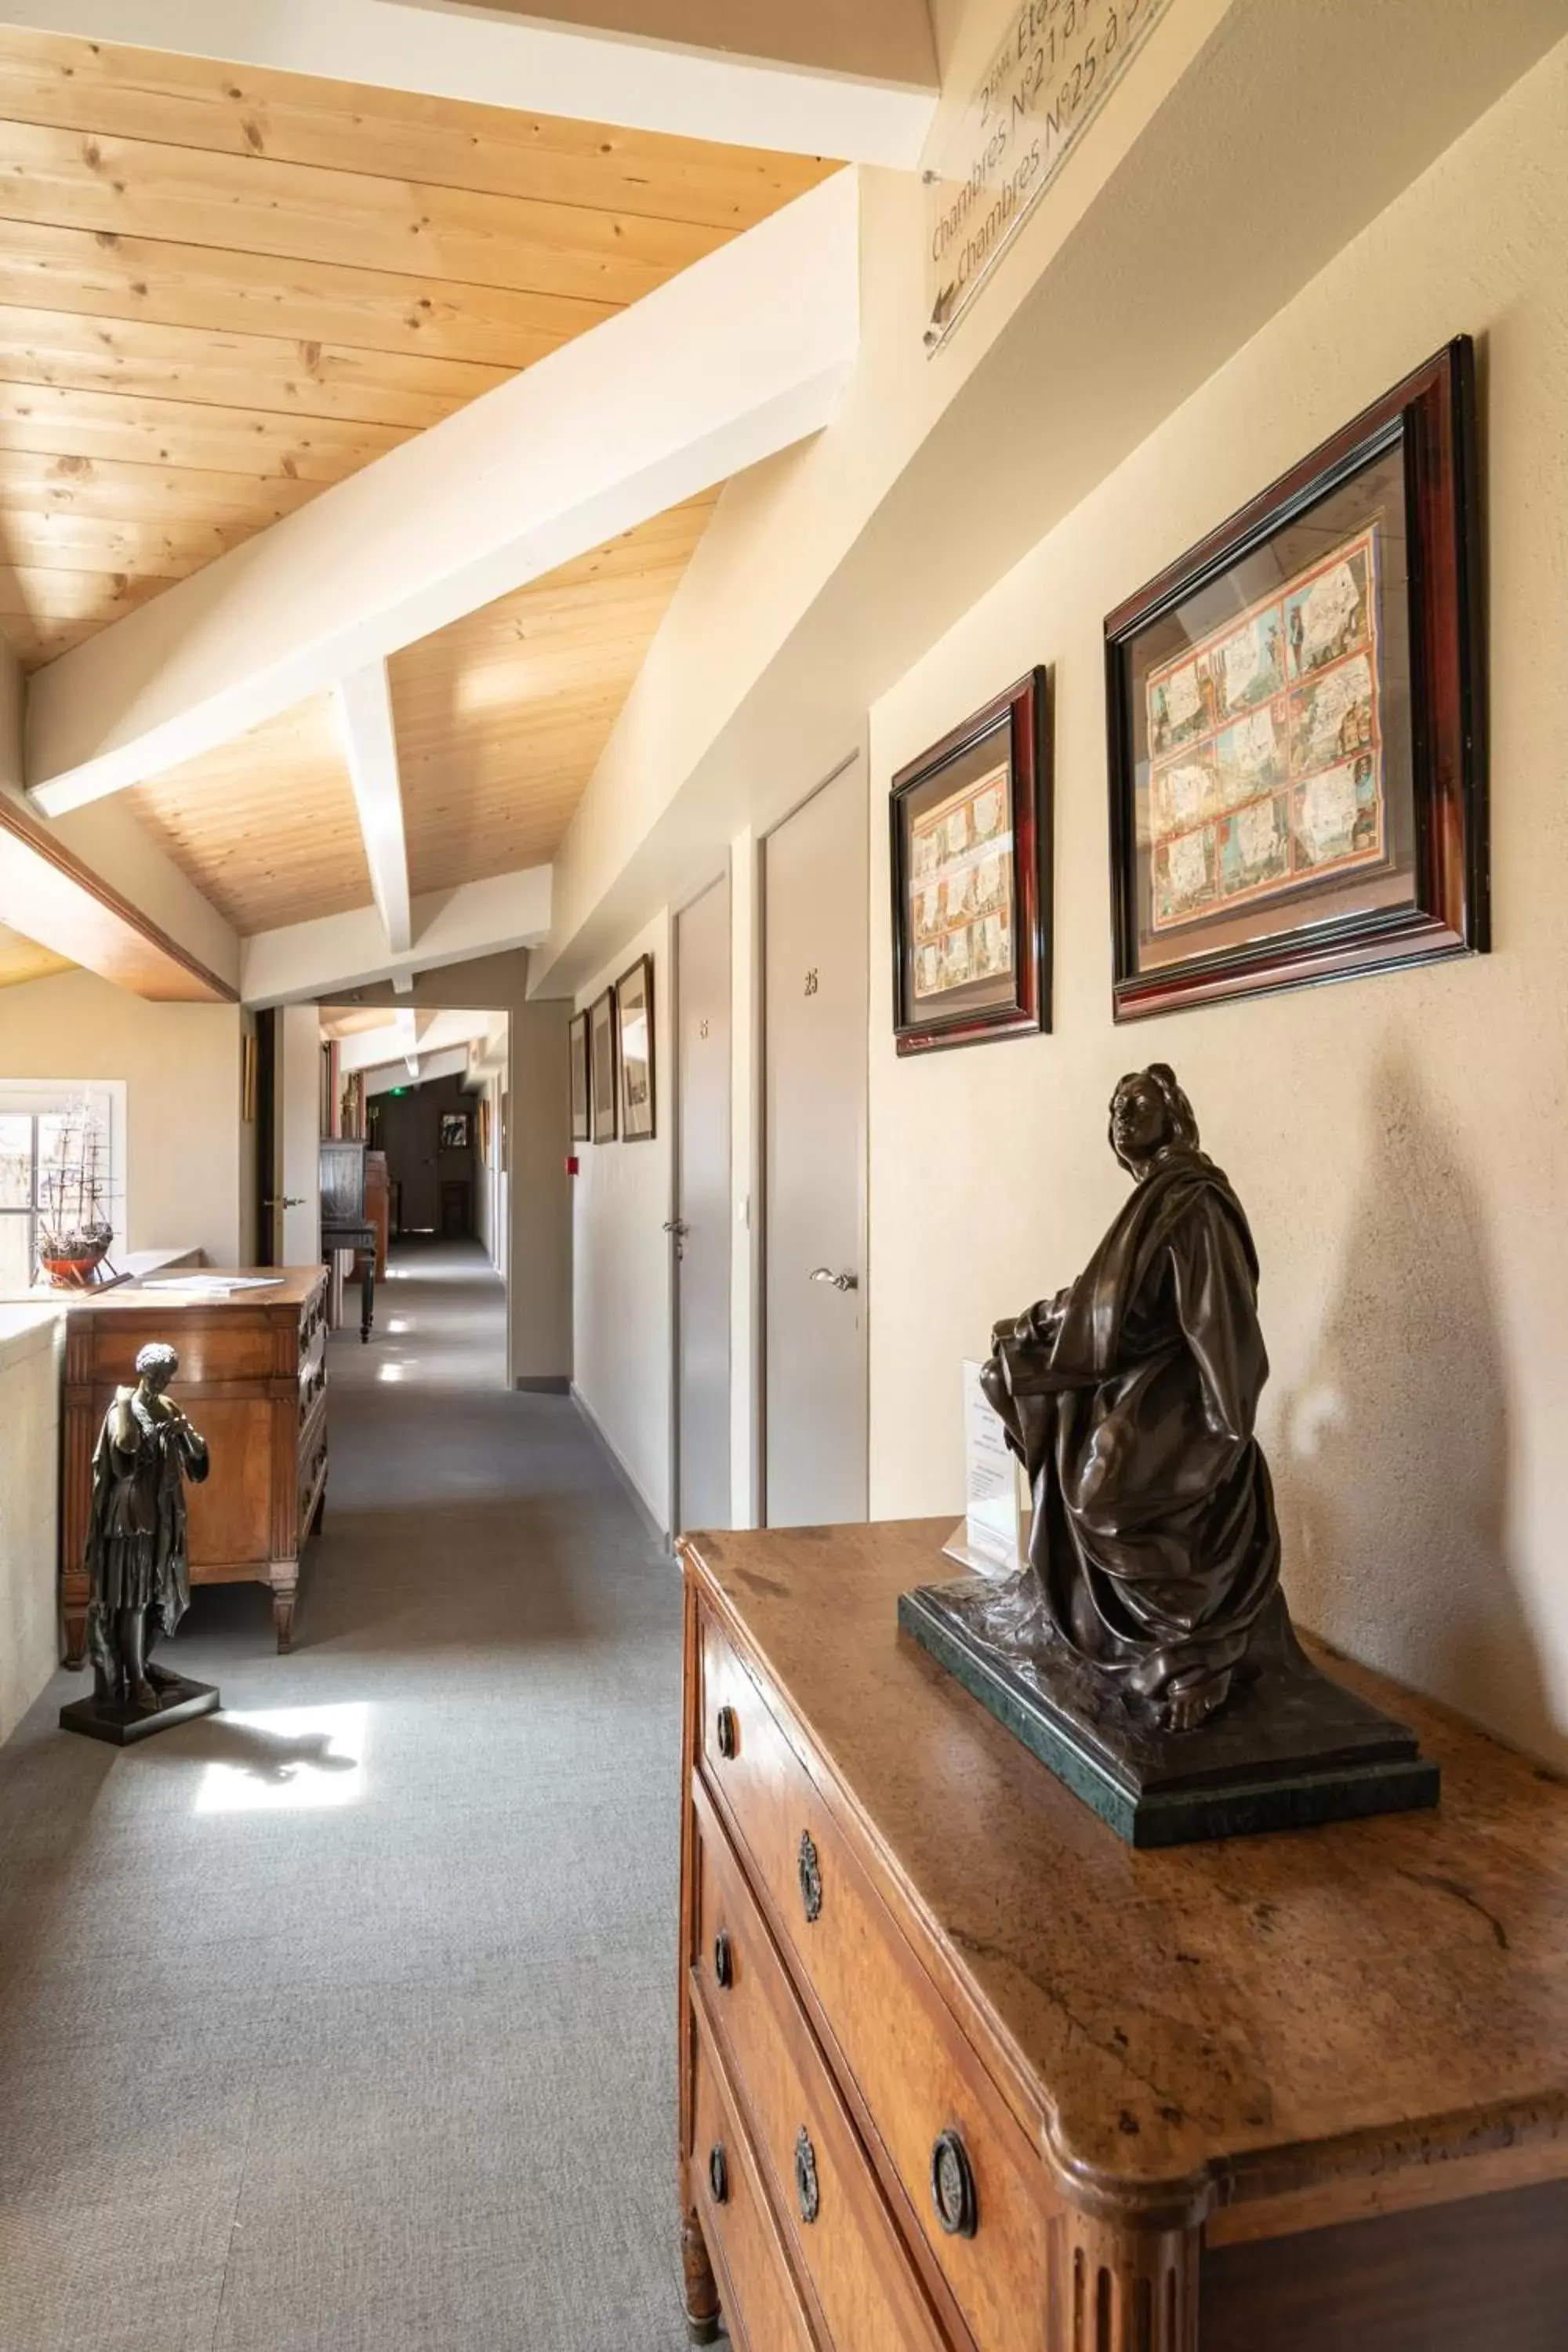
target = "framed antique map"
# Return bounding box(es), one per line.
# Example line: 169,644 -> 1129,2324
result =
1106,339 -> 1486,1018
890,670 -> 1051,1054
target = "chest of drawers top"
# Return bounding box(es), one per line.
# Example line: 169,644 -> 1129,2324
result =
63,1266 -> 328,1386
682,1519 -> 1568,2235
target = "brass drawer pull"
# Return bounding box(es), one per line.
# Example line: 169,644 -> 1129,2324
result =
713,1929 -> 734,1990
708,2143 -> 729,2205
794,2128 -> 820,2225
931,2129 -> 978,2238
715,1704 -> 738,1760
797,1829 -> 822,1924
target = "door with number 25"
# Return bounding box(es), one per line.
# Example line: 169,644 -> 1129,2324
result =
764,757 -> 869,1526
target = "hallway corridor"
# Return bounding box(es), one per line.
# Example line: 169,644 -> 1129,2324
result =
0,1244 -> 688,2352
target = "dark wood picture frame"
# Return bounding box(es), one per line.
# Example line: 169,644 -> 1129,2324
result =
568,1009 -> 590,1143
614,952 -> 656,1142
588,987 -> 618,1145
889,667 -> 1051,1054
1105,336 -> 1486,1021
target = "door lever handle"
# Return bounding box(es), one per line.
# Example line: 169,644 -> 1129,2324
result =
662,1219 -> 690,1236
808,1267 -> 858,1292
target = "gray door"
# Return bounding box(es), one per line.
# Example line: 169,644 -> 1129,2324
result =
263,1004 -> 321,1267
674,874 -> 733,1534
764,758 -> 868,1526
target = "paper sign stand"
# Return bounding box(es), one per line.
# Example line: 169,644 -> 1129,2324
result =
942,1359 -> 1032,1581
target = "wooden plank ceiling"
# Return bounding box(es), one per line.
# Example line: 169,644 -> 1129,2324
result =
125,492 -> 717,932
0,923 -> 72,989
0,25 -> 832,939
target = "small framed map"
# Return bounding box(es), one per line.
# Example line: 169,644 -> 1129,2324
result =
1106,339 -> 1486,1019
890,670 -> 1051,1054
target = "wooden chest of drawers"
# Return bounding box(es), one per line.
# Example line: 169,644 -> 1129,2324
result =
677,1521 -> 1568,2351
61,1266 -> 329,1659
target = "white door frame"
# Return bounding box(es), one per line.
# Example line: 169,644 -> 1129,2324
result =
669,865 -> 734,1540
757,746 -> 869,1527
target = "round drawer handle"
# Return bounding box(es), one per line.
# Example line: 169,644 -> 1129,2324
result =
797,1829 -> 822,1925
794,2127 -> 820,2226
709,2143 -> 729,2206
931,2129 -> 978,2239
715,1704 -> 738,1760
713,1929 -> 734,1990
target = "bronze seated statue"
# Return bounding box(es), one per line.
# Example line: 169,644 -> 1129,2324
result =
899,1064 -> 1438,1843
981,1062 -> 1279,1733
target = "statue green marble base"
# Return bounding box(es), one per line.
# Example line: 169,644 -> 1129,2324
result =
899,1577 -> 1439,1847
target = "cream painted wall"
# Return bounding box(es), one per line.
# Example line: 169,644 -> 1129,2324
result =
0,968 -> 244,1264
508,997 -> 571,1381
0,1307 -> 61,1744
868,40 -> 1568,1768
572,910 -> 674,1530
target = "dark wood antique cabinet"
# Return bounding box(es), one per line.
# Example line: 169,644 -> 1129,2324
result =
677,1521 -> 1568,2352
62,1266 -> 329,1658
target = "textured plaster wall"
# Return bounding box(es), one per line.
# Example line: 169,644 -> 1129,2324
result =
572,909 -> 673,1529
0,1308 -> 62,1742
867,42 -> 1568,1766
0,968 -> 244,1265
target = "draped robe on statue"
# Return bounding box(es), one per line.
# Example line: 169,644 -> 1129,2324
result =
980,1146 -> 1279,1714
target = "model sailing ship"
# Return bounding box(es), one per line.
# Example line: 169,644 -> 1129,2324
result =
38,1105 -> 123,1288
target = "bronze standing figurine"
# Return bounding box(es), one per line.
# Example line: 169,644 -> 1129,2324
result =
62,1341 -> 221,1744
899,1065 -> 1439,1844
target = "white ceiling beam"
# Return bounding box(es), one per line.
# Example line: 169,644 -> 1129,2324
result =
339,1007 -> 496,1074
364,1043 -> 471,1095
394,1006 -> 420,1077
25,169 -> 860,817
241,860 -> 552,1007
333,664 -> 412,957
391,971 -> 416,996
0,2 -> 935,165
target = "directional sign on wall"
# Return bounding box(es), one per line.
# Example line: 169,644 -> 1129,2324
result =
923,0 -> 1173,350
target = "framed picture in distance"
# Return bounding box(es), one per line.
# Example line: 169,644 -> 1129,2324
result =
568,1010 -> 590,1143
588,988 -> 618,1144
615,953 -> 656,1142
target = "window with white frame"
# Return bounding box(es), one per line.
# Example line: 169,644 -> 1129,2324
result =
0,1083 -> 126,1291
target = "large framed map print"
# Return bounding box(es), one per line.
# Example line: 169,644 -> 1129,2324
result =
1105,339 -> 1486,1019
890,670 -> 1051,1054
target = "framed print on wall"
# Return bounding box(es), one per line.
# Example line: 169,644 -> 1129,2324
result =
439,1111 -> 470,1149
615,953 -> 656,1142
568,1010 -> 590,1143
1105,336 -> 1486,1022
889,667 -> 1051,1054
588,988 -> 618,1144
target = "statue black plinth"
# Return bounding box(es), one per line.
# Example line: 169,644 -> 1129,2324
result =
903,1065 -> 1439,1844
60,1672 -> 220,1748
900,1581 -> 1438,1846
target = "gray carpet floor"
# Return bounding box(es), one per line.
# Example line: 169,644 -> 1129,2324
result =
0,1240 -> 695,2352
